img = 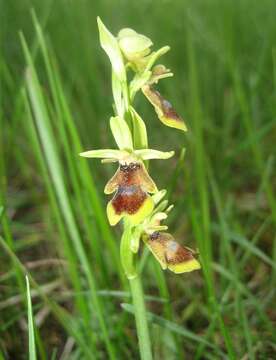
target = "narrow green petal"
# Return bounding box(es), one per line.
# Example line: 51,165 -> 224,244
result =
144,46 -> 171,72
148,64 -> 173,85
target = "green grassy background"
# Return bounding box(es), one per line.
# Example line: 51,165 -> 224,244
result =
1,0 -> 276,358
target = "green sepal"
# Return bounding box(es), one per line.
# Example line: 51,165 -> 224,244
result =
97,17 -> 126,82
79,149 -> 128,160
110,116 -> 133,150
134,149 -> 174,160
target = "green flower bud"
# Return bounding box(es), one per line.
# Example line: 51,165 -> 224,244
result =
118,28 -> 153,61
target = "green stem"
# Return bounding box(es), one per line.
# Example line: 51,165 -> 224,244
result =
129,276 -> 153,360
120,221 -> 153,360
117,60 -> 152,359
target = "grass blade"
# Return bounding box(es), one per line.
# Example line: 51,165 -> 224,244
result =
26,276 -> 37,360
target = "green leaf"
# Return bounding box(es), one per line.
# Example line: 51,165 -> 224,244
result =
26,276 -> 37,360
97,17 -> 126,82
79,149 -> 128,159
135,149 -> 174,160
110,116 -> 133,150
129,107 -> 148,149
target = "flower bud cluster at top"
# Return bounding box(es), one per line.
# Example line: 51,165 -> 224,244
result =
80,18 -> 200,276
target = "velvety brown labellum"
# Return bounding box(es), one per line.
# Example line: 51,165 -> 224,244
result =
143,85 -> 182,123
149,232 -> 194,264
112,185 -> 147,215
153,89 -> 181,122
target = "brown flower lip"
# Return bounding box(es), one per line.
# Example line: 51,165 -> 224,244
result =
143,231 -> 201,273
149,231 -> 194,264
105,161 -> 157,226
111,185 -> 147,215
142,84 -> 187,131
105,161 -> 157,195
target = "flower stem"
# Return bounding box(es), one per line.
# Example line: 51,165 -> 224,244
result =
118,60 -> 153,359
120,221 -> 153,359
129,275 -> 153,360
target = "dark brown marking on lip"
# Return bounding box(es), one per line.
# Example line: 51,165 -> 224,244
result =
161,99 -> 181,121
111,185 -> 147,215
149,232 -> 194,265
105,162 -> 156,194
165,243 -> 193,265
149,86 -> 182,122
150,231 -> 160,240
119,163 -> 142,186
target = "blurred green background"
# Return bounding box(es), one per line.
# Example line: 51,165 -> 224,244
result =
1,0 -> 276,359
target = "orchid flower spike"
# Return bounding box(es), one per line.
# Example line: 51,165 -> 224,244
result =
81,18 -> 200,282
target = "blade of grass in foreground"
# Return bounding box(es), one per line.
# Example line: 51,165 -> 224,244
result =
30,11 -> 124,286
26,276 -> 37,360
22,89 -> 90,331
20,32 -> 116,359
